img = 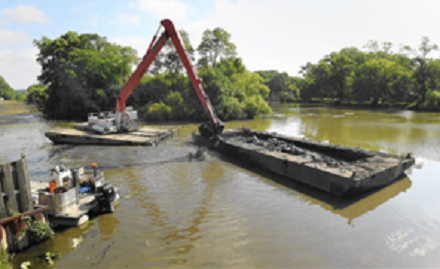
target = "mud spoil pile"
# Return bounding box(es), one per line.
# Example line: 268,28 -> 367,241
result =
228,135 -> 349,168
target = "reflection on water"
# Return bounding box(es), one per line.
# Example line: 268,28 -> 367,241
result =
97,209 -> 121,242
2,102 -> 440,268
297,176 -> 412,225
270,103 -> 440,161
215,152 -> 413,226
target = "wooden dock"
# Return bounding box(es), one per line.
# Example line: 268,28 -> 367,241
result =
1,155 -> 49,252
45,124 -> 176,146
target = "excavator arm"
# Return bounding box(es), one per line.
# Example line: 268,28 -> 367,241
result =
116,19 -> 223,137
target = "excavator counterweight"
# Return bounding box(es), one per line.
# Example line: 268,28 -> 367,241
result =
88,19 -> 223,138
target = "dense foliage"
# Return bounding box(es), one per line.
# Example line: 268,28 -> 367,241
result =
34,32 -> 137,119
197,28 -> 237,67
0,75 -> 16,100
31,29 -> 440,119
15,91 -> 27,102
33,28 -> 272,121
26,83 -> 48,109
137,28 -> 271,121
256,71 -> 302,101
296,37 -> 440,110
0,250 -> 12,269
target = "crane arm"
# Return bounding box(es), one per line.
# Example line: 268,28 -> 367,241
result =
116,19 -> 223,136
161,20 -> 220,127
116,31 -> 168,112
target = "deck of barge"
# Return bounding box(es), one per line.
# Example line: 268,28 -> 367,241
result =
45,125 -> 175,146
193,129 -> 415,196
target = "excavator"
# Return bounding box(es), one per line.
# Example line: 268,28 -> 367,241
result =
88,19 -> 224,138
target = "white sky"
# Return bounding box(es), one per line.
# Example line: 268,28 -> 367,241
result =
1,0 -> 440,89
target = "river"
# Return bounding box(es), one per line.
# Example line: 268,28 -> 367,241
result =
1,101 -> 440,268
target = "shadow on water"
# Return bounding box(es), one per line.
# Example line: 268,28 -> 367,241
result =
206,146 -> 412,225
81,154 -> 199,170
45,144 -> 203,171
47,145 -> 77,159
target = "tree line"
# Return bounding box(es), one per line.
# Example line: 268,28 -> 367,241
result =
20,30 -> 440,120
27,28 -> 271,121
267,38 -> 440,110
0,75 -> 27,101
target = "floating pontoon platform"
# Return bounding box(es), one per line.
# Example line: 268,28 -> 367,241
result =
193,128 -> 415,196
45,123 -> 175,146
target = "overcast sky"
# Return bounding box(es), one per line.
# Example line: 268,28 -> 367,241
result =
1,0 -> 440,89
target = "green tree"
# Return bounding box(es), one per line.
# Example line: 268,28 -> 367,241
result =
411,37 -> 439,106
16,93 -> 27,102
290,37 -> 440,111
299,51 -> 357,102
364,41 -> 393,55
256,70 -> 301,101
300,60 -> 332,100
323,52 -> 356,102
34,31 -> 137,119
143,57 -> 272,121
145,102 -> 172,121
353,59 -> 412,104
27,83 -> 48,109
129,74 -> 171,108
422,59 -> 440,109
197,28 -> 237,67
0,75 -> 16,100
151,29 -> 194,75
197,58 -> 271,120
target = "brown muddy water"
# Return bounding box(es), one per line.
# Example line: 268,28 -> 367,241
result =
1,101 -> 440,268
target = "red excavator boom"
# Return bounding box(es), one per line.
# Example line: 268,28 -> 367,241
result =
116,19 -> 223,137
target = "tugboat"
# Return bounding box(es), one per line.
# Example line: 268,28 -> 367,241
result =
35,163 -> 119,227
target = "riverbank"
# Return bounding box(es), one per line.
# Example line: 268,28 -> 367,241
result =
0,101 -> 38,117
280,99 -> 440,112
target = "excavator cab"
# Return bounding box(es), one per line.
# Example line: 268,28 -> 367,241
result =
119,107 -> 138,132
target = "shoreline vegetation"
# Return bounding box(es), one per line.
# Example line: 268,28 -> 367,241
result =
284,99 -> 437,112
1,29 -> 439,120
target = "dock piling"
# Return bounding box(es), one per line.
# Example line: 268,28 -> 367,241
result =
0,156 -> 49,253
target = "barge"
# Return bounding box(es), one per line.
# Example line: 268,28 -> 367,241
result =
45,123 -> 175,146
193,128 -> 415,196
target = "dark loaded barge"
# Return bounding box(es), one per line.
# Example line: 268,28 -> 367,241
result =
194,128 -> 415,196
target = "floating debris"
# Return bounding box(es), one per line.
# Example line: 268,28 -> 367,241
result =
188,148 -> 207,161
96,242 -> 115,264
123,193 -> 133,199
37,252 -> 60,266
20,261 -> 31,269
